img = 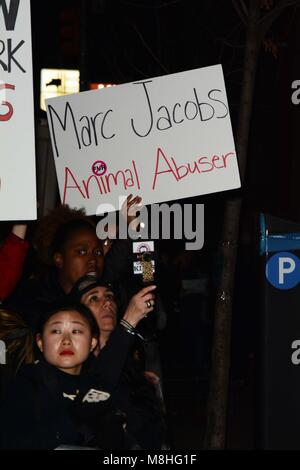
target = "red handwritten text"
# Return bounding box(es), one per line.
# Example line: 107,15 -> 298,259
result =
152,147 -> 235,190
63,160 -> 140,203
0,82 -> 15,121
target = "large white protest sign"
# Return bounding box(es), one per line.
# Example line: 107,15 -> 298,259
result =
46,64 -> 240,215
0,0 -> 36,220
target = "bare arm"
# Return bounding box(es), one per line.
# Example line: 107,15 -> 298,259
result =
11,224 -> 27,240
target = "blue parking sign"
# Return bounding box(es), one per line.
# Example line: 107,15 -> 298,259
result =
266,252 -> 300,289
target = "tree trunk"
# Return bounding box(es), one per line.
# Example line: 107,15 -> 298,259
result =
204,0 -> 261,450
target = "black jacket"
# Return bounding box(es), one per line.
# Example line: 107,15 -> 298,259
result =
86,327 -> 165,450
0,359 -> 125,450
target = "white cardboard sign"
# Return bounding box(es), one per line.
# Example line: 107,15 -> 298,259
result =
46,64 -> 240,215
0,0 -> 37,220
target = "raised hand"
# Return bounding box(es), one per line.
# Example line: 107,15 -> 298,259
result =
120,194 -> 142,227
122,285 -> 156,328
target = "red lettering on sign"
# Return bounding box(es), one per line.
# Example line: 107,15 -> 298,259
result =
63,167 -> 86,203
0,83 -> 15,121
152,147 -> 236,190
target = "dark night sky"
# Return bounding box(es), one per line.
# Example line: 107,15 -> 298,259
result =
30,0 -> 300,226
31,1 -> 242,84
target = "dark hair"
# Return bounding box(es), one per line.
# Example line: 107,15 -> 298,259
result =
68,274 -> 115,303
51,219 -> 99,257
36,301 -> 100,338
33,204 -> 95,266
0,309 -> 34,373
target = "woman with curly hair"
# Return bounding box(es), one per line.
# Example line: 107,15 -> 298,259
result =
0,302 -> 128,450
33,204 -> 105,293
6,196 -> 141,330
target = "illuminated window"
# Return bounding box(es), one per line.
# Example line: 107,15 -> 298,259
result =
40,68 -> 80,111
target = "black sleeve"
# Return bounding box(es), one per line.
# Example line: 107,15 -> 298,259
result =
0,368 -> 72,450
0,379 -> 33,449
90,325 -> 136,391
102,238 -> 132,283
0,373 -> 59,450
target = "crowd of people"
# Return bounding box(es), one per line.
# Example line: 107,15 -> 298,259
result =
0,196 -> 168,450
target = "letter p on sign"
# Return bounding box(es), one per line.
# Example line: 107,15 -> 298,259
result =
279,257 -> 296,284
266,252 -> 300,289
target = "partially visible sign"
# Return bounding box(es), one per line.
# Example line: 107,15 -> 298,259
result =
0,0 -> 37,220
133,260 -> 155,275
260,214 -> 300,449
265,252 -> 300,289
46,64 -> 240,215
0,339 -> 6,364
132,241 -> 155,253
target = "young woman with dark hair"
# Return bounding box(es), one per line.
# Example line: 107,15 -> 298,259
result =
0,302 -> 127,450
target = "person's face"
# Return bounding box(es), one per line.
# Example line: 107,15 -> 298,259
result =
81,286 -> 117,334
54,228 -> 104,293
36,310 -> 97,375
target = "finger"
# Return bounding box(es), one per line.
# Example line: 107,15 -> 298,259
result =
129,194 -> 142,202
144,298 -> 155,309
135,196 -> 142,204
135,197 -> 142,207
121,195 -> 132,209
144,293 -> 155,302
121,194 -> 132,212
144,371 -> 160,385
128,196 -> 140,206
144,303 -> 155,311
139,285 -> 157,297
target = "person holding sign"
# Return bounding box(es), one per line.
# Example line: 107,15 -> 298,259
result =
4,206 -> 103,329
0,224 -> 29,302
6,196 -> 141,330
